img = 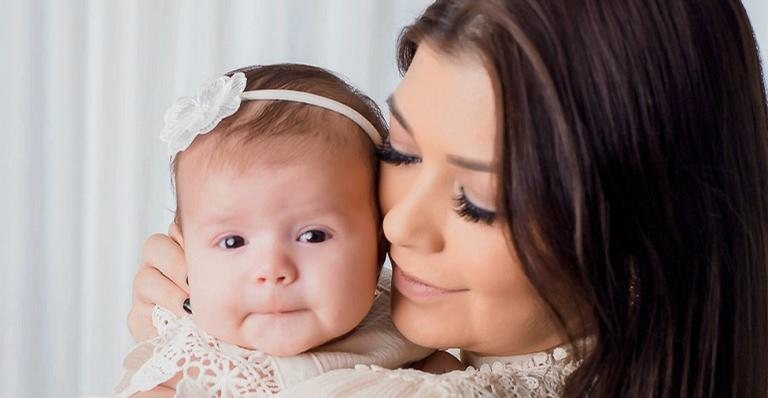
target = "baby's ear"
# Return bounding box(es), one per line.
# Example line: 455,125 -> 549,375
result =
168,221 -> 184,249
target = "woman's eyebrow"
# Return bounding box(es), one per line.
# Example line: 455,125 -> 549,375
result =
447,154 -> 494,172
388,94 -> 492,172
386,95 -> 414,135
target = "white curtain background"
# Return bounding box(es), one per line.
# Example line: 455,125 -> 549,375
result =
0,1 -> 432,396
0,1 -> 765,397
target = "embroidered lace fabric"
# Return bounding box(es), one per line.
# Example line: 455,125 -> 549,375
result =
114,306 -> 281,398
280,341 -> 586,398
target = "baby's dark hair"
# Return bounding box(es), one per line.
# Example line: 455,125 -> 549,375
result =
171,63 -> 389,265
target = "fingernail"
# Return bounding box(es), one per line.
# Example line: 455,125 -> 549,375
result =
183,298 -> 192,314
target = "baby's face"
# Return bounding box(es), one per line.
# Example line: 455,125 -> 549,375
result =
176,141 -> 379,356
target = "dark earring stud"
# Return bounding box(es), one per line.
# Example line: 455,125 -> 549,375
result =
183,298 -> 192,314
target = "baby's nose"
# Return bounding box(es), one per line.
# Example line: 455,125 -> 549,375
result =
255,273 -> 293,285
250,254 -> 298,286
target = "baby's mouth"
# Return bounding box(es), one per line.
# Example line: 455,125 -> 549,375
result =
250,307 -> 307,315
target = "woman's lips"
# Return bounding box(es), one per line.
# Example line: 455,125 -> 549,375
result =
392,262 -> 468,301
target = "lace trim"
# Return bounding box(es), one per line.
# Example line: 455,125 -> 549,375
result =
348,343 -> 582,397
461,341 -> 579,371
114,306 -> 281,398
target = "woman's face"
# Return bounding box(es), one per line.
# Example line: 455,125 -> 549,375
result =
380,43 -> 563,356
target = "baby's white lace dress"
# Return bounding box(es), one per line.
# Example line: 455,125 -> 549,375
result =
114,305 -> 280,397
113,268 -> 432,398
280,341 -> 586,397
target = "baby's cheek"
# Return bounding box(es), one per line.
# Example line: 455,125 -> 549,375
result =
190,287 -> 225,323
326,283 -> 375,335
189,266 -> 239,328
190,289 -> 242,345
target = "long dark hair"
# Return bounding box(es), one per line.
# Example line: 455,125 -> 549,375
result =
399,1 -> 768,396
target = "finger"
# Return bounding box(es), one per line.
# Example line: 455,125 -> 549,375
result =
127,301 -> 157,341
133,266 -> 189,318
141,233 -> 188,294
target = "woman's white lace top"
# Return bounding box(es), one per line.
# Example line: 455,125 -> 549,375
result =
280,341 -> 584,397
113,268 -> 432,398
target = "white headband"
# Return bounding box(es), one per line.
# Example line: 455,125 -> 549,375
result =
160,72 -> 382,159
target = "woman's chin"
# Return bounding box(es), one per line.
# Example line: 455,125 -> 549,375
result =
391,291 -> 463,350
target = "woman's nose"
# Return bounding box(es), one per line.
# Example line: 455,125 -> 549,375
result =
382,172 -> 446,254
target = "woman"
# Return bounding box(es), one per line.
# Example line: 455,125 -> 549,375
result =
130,0 -> 768,396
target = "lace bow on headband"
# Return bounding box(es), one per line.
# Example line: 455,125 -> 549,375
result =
160,72 -> 382,159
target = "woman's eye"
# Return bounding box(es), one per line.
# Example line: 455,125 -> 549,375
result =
453,187 -> 497,225
217,235 -> 247,249
376,139 -> 421,166
297,230 -> 330,243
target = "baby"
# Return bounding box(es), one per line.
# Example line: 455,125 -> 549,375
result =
114,64 -> 431,397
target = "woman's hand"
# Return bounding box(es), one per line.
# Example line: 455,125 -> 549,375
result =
410,350 -> 465,374
127,223 -> 189,341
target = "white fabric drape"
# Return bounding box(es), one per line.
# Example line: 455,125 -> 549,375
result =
0,1 -> 431,396
749,2 -> 768,69
0,1 -> 765,397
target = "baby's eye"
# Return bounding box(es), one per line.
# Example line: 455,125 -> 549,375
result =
297,230 -> 330,243
217,235 -> 247,249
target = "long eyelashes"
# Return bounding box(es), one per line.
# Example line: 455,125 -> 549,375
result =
453,187 -> 496,225
378,138 -> 497,225
375,139 -> 422,166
